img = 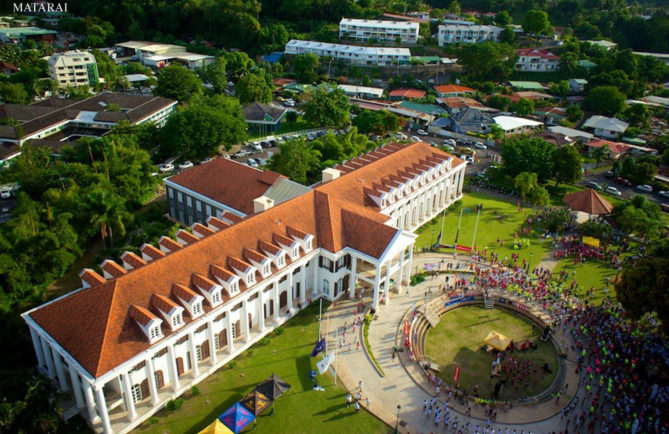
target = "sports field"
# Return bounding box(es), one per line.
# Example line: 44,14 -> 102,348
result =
424,305 -> 558,401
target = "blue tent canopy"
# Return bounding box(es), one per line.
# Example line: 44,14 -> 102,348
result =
218,402 -> 255,434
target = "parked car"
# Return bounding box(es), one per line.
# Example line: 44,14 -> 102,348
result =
417,129 -> 428,136
473,142 -> 487,150
604,170 -> 615,179
443,145 -> 454,152
615,177 -> 632,186
587,181 -> 602,191
636,184 -> 653,193
178,161 -> 194,170
246,158 -> 258,168
443,138 -> 456,146
284,99 -> 295,107
0,188 -> 10,199
255,157 -> 266,166
200,157 -> 214,164
159,163 -> 174,173
659,191 -> 669,199
233,150 -> 251,158
395,132 -> 408,140
410,135 -> 420,142
429,141 -> 438,147
605,186 -> 622,196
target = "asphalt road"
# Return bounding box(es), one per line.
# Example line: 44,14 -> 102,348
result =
582,172 -> 669,205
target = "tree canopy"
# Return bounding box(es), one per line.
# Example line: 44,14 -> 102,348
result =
235,72 -> 274,104
501,136 -> 555,182
302,87 -> 351,129
352,110 -> 400,136
155,64 -> 203,102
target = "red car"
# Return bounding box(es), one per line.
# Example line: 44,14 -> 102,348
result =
615,177 -> 632,186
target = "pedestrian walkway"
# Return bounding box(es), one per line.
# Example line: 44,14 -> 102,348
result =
323,252 -> 584,434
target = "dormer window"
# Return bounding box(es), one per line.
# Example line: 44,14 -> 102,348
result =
193,302 -> 202,315
277,254 -> 285,267
246,273 -> 255,285
262,263 -> 270,276
230,281 -> 239,294
212,291 -> 221,305
292,247 -> 299,259
171,313 -> 183,328
306,239 -> 312,251
149,326 -> 160,340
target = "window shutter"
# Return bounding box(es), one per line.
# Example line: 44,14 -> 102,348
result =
319,256 -> 323,267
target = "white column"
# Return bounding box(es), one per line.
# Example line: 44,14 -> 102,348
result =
258,297 -> 266,332
121,372 -> 137,421
41,338 -> 56,379
94,385 -> 112,434
167,345 -> 180,391
69,365 -> 85,409
397,249 -> 405,292
188,333 -> 199,377
311,260 -> 319,297
53,350 -> 70,391
384,262 -> 391,304
29,328 -> 45,369
241,300 -> 250,341
458,168 -> 465,195
226,313 -> 235,353
146,357 -> 159,405
372,266 -> 381,310
300,267 -> 307,306
272,281 -> 279,321
83,381 -> 97,423
348,257 -> 357,298
208,321 -> 218,364
287,273 -> 294,311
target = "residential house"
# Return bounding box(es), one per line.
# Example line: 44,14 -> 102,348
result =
337,84 -> 384,99
437,24 -> 503,45
47,50 -> 99,88
285,40 -> 411,67
569,78 -> 587,93
338,18 -> 419,44
388,88 -> 426,101
438,97 -> 494,115
0,26 -> 56,43
533,107 -> 566,125
508,81 -> 545,91
547,126 -> 593,144
585,40 -> 617,50
584,138 -> 631,160
431,107 -> 494,134
22,142 -> 466,434
398,101 -> 447,117
242,102 -> 287,134
493,116 -> 543,134
165,158 -> 310,225
114,41 -> 214,70
433,84 -> 476,98
509,91 -> 554,103
514,49 -> 560,72
582,115 -> 629,139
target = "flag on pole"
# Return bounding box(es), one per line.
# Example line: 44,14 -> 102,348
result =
317,352 -> 334,374
310,338 -> 327,357
454,366 -> 461,383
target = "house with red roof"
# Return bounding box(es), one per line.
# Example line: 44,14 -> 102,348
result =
433,84 -> 476,98
514,49 -> 560,72
22,142 -> 467,434
388,88 -> 426,101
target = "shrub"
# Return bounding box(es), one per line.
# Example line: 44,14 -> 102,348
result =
166,398 -> 185,411
260,337 -> 270,345
190,385 -> 200,396
410,273 -> 426,286
228,361 -> 237,369
274,326 -> 285,335
148,417 -> 159,425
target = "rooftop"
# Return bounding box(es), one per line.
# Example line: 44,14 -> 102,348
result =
388,88 -> 426,99
242,102 -> 287,124
582,116 -> 629,133
433,84 -> 476,94
340,18 -> 419,29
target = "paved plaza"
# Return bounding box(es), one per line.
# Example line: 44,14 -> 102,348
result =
324,252 -> 584,433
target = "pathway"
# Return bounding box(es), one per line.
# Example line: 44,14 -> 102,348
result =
324,253 -> 584,434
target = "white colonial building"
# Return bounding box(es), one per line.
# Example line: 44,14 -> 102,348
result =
339,18 -> 419,44
23,142 -> 466,433
437,24 -> 503,45
285,39 -> 411,66
515,49 -> 560,72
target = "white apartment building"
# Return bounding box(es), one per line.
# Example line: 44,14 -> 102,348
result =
114,41 -> 214,70
23,142 -> 466,434
47,50 -> 99,88
339,18 -> 419,44
285,39 -> 411,66
437,24 -> 503,45
515,49 -> 560,72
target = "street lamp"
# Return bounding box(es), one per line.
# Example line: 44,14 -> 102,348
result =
327,58 -> 334,78
394,404 -> 402,433
529,251 -> 534,271
431,229 -> 436,250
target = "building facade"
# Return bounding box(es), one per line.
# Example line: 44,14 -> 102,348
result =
23,142 -> 466,434
285,40 -> 411,66
114,41 -> 214,70
437,24 -> 503,45
48,50 -> 99,88
514,49 -> 560,72
339,18 -> 419,44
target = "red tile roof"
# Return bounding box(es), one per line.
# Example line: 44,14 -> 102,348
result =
433,84 -> 476,95
388,88 -> 426,99
515,49 -> 560,60
28,142 -> 463,378
585,139 -> 630,155
441,97 -> 485,110
120,252 -> 146,269
563,189 -> 613,215
167,158 -> 284,215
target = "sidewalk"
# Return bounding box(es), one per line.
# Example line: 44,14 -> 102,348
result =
324,253 -> 583,433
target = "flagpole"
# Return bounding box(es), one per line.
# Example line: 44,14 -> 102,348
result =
334,327 -> 338,385
438,206 -> 447,246
471,206 -> 481,252
453,205 -> 463,258
318,298 -> 323,340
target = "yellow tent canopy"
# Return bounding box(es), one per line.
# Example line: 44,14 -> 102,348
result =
582,236 -> 600,248
198,419 -> 234,434
484,331 -> 512,351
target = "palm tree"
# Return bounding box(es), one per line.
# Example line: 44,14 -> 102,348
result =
514,171 -> 538,202
592,146 -> 609,168
87,188 -> 131,248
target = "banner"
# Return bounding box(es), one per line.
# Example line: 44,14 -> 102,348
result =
310,338 -> 326,357
317,352 -> 334,374
454,366 -> 461,383
456,244 -> 472,252
582,236 -> 600,248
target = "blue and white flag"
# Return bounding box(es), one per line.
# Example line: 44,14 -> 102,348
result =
316,352 -> 334,375
310,338 -> 326,357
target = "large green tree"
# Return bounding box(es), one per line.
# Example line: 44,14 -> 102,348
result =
268,137 -> 322,185
584,86 -> 626,116
501,137 -> 555,182
200,56 -> 227,94
352,110 -> 400,136
613,195 -> 662,239
159,95 -> 247,159
235,72 -> 274,104
293,53 -> 320,82
457,41 -> 516,81
302,87 -> 350,128
155,64 -> 203,102
551,146 -> 583,187
523,10 -> 550,37
514,171 -> 538,201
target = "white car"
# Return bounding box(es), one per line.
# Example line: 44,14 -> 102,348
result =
659,191 -> 669,199
284,99 -> 295,107
443,138 -> 456,146
159,163 -> 174,173
636,184 -> 653,193
178,161 -> 194,170
0,188 -> 10,199
246,158 -> 258,168
605,186 -> 622,196
417,129 -> 428,136
474,142 -> 487,150
410,135 -> 420,142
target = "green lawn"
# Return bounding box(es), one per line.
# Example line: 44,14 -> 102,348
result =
551,259 -> 618,305
416,192 -> 552,265
137,304 -> 390,434
424,305 -> 558,400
